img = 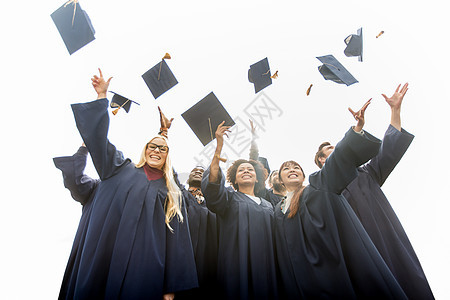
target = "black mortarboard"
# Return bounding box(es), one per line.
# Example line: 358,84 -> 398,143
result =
142,56 -> 178,99
316,55 -> 358,86
257,157 -> 270,175
109,91 -> 140,115
248,57 -> 275,93
51,1 -> 95,55
182,92 -> 235,146
344,27 -> 363,61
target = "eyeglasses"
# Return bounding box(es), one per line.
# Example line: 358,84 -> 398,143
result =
147,143 -> 169,153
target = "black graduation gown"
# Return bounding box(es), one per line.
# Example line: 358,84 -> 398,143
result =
342,125 -> 434,299
274,128 -> 408,299
177,187 -> 218,299
63,98 -> 197,299
201,168 -> 278,300
261,188 -> 283,208
54,146 -> 100,299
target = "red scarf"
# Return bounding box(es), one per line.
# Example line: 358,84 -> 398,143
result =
143,164 -> 164,181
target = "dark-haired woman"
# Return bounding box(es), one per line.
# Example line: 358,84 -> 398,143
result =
274,100 -> 408,299
201,122 -> 278,300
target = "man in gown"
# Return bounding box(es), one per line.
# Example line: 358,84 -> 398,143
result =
177,167 -> 218,299
315,83 -> 434,299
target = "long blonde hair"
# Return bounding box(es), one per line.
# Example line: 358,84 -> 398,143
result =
136,135 -> 183,231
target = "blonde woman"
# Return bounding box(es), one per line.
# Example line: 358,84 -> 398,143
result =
60,69 -> 197,300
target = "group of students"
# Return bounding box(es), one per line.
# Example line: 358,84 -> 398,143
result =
54,69 -> 434,299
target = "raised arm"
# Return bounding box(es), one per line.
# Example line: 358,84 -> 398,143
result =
382,83 -> 409,131
313,99 -> 381,193
209,121 -> 231,183
72,69 -> 129,180
248,119 -> 259,161
366,83 -> 414,185
53,145 -> 100,205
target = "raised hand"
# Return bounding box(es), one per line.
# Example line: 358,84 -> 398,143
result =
158,106 -> 174,130
249,119 -> 256,136
382,83 -> 409,110
348,98 -> 372,133
91,68 -> 112,99
382,83 -> 409,130
215,121 -> 231,144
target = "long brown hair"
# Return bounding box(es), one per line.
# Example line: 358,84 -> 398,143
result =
226,159 -> 266,196
279,160 -> 305,218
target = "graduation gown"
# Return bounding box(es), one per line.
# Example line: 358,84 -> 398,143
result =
62,98 -> 197,299
54,146 -> 100,299
342,125 -> 434,299
177,187 -> 218,299
201,168 -> 278,300
274,128 -> 407,299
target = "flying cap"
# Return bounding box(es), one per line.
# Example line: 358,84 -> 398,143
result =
248,57 -> 277,93
109,91 -> 140,115
182,92 -> 235,146
142,54 -> 178,99
51,1 -> 95,55
344,27 -> 363,61
316,55 -> 358,86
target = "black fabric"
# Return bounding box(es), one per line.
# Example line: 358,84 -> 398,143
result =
59,98 -> 198,299
343,125 -> 434,299
202,168 -> 278,299
274,128 -> 408,299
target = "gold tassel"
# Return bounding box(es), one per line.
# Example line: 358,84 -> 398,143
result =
270,70 -> 279,79
112,108 -> 120,115
158,53 -> 172,80
376,31 -> 384,38
306,84 -> 313,96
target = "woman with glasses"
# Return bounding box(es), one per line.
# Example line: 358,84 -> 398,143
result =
273,99 -> 408,299
61,69 -> 197,300
200,121 -> 278,300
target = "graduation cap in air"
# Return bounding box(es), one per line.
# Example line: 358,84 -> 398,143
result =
51,1 -> 95,55
142,53 -> 178,99
316,55 -> 358,86
248,57 -> 278,93
344,27 -> 363,61
109,91 -> 140,115
182,92 -> 235,146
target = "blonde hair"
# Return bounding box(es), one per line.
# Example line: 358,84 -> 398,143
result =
136,135 -> 183,231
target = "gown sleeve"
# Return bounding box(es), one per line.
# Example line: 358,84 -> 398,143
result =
71,98 -> 130,180
364,125 -> 414,186
53,146 -> 99,205
201,166 -> 232,216
312,127 -> 382,194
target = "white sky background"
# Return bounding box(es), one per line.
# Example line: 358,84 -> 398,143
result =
0,0 -> 449,298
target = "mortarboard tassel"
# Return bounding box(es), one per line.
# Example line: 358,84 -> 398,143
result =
306,84 -> 313,96
270,71 -> 279,79
158,53 -> 172,81
111,99 -> 130,116
376,31 -> 385,38
64,0 -> 79,27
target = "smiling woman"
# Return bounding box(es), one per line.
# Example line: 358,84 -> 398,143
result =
200,122 -> 278,299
